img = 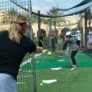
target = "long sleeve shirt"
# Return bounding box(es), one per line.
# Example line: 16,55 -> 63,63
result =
0,31 -> 36,80
63,37 -> 79,51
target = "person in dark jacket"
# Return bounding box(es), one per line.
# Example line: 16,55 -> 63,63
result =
49,25 -> 58,52
37,29 -> 46,48
63,31 -> 79,70
0,14 -> 41,92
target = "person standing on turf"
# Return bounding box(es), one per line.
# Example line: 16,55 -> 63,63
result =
49,25 -> 58,52
63,31 -> 79,70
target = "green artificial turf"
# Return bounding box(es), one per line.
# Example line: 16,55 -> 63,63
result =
36,68 -> 92,92
21,52 -> 92,70
17,52 -> 92,92
17,68 -> 92,92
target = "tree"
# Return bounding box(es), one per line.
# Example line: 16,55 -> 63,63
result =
8,8 -> 18,16
1,8 -> 18,24
47,7 -> 65,24
78,8 -> 92,47
47,7 -> 65,32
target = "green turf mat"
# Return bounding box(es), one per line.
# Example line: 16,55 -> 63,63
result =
20,53 -> 92,70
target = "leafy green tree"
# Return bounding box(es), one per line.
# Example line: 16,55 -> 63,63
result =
47,7 -> 65,30
47,7 -> 65,24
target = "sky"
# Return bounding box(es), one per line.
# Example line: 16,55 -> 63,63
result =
31,0 -> 84,14
32,0 -> 83,9
0,0 -> 92,15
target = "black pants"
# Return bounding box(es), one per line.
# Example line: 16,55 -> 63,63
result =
77,40 -> 80,46
51,38 -> 56,52
70,50 -> 78,65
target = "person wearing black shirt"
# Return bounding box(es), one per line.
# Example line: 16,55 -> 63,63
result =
0,14 -> 40,92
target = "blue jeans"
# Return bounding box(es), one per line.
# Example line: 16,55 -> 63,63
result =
0,73 -> 16,92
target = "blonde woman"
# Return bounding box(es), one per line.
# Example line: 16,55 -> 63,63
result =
0,14 -> 37,92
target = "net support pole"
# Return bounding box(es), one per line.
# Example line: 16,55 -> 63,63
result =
31,53 -> 37,92
28,0 -> 37,92
28,0 -> 33,40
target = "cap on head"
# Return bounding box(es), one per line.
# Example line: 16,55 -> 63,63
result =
65,31 -> 71,36
13,14 -> 26,23
12,14 -> 29,31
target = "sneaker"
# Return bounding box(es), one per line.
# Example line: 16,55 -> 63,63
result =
71,67 -> 76,71
70,65 -> 77,71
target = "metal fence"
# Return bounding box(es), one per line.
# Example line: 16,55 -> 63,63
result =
0,0 -> 31,29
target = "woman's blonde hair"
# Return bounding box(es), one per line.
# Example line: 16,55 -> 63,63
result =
8,14 -> 27,44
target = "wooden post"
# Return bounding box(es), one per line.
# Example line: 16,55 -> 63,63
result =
38,10 -> 41,31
